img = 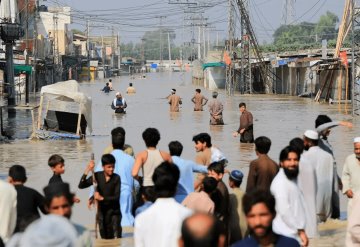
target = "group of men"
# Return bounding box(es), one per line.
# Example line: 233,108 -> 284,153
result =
1,110 -> 360,247
168,88 -> 255,143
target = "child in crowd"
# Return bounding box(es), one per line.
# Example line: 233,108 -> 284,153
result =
48,154 -> 65,184
8,165 -> 46,232
207,162 -> 230,224
228,170 -> 247,244
78,154 -> 122,239
135,186 -> 155,217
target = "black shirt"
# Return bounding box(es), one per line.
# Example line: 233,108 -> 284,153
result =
48,173 -> 63,184
78,172 -> 120,211
102,86 -> 111,93
14,184 -> 46,232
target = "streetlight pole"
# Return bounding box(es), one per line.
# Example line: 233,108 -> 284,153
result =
0,23 -> 24,111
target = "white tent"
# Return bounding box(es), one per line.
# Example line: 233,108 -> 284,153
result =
38,80 -> 92,135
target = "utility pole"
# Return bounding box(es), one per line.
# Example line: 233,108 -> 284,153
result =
52,12 -> 60,83
203,21 -> 206,60
86,20 -> 91,81
236,0 -> 271,93
156,16 -> 166,66
33,0 -> 40,95
0,22 -> 24,110
240,0 -> 251,93
101,35 -> 105,78
141,38 -> 146,66
25,0 -> 29,65
24,0 -> 30,105
352,0 -> 360,115
167,32 -> 172,67
118,32 -> 121,73
282,0 -> 296,25
225,0 -> 235,96
198,26 -> 201,60
111,26 -> 115,74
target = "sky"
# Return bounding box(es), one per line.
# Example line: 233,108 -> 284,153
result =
45,0 -> 346,45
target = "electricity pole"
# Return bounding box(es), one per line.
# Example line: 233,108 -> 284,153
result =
86,20 -> 91,81
168,32 -> 172,67
156,16 -> 166,66
33,0 -> 40,95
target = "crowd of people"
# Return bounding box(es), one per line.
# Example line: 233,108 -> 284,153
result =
0,100 -> 359,247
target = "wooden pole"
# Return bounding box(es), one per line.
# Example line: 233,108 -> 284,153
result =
31,109 -> 36,136
37,95 -> 44,129
76,104 -> 82,136
338,66 -> 343,103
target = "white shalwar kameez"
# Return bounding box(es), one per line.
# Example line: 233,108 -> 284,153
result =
342,153 -> 360,215
302,146 -> 333,222
270,168 -> 306,241
298,155 -> 318,238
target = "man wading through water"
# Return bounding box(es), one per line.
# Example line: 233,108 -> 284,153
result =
111,92 -> 127,114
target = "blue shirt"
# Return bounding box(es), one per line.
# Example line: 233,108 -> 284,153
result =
172,156 -> 208,203
232,235 -> 300,247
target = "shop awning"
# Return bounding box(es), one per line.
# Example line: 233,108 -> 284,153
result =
202,62 -> 225,70
14,64 -> 32,74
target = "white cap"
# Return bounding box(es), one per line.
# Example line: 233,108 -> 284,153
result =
354,137 -> 360,143
116,92 -> 120,96
304,130 -> 319,140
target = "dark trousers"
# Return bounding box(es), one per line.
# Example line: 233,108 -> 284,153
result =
331,190 -> 340,219
240,128 -> 254,143
98,207 -> 122,239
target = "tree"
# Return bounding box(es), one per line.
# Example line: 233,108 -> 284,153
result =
142,28 -> 176,60
315,11 -> 339,41
268,11 -> 342,52
72,29 -> 85,36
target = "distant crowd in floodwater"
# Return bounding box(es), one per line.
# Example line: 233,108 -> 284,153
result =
1,94 -> 360,247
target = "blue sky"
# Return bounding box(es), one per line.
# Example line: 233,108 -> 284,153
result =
45,0 -> 345,44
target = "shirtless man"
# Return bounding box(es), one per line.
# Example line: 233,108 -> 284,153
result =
168,89 -> 182,112
126,83 -> 136,94
108,79 -> 113,90
191,89 -> 208,111
208,92 -> 224,125
192,133 -> 227,189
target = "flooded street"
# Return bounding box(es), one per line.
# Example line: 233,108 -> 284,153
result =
0,71 -> 359,240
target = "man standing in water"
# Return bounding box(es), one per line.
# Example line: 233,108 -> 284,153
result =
302,130 -> 333,223
233,102 -> 254,143
126,83 -> 136,94
111,92 -> 127,114
342,137 -> 360,216
191,89 -> 208,111
168,89 -> 182,112
315,114 -> 352,219
108,79 -> 113,90
208,91 -> 224,125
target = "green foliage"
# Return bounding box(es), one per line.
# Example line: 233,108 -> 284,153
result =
72,29 -> 85,36
264,11 -> 344,52
120,28 -> 180,60
315,11 -> 339,41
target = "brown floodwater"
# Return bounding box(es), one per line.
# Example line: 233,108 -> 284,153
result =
0,71 -> 359,237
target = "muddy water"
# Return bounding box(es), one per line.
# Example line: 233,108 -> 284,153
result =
0,72 -> 359,232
